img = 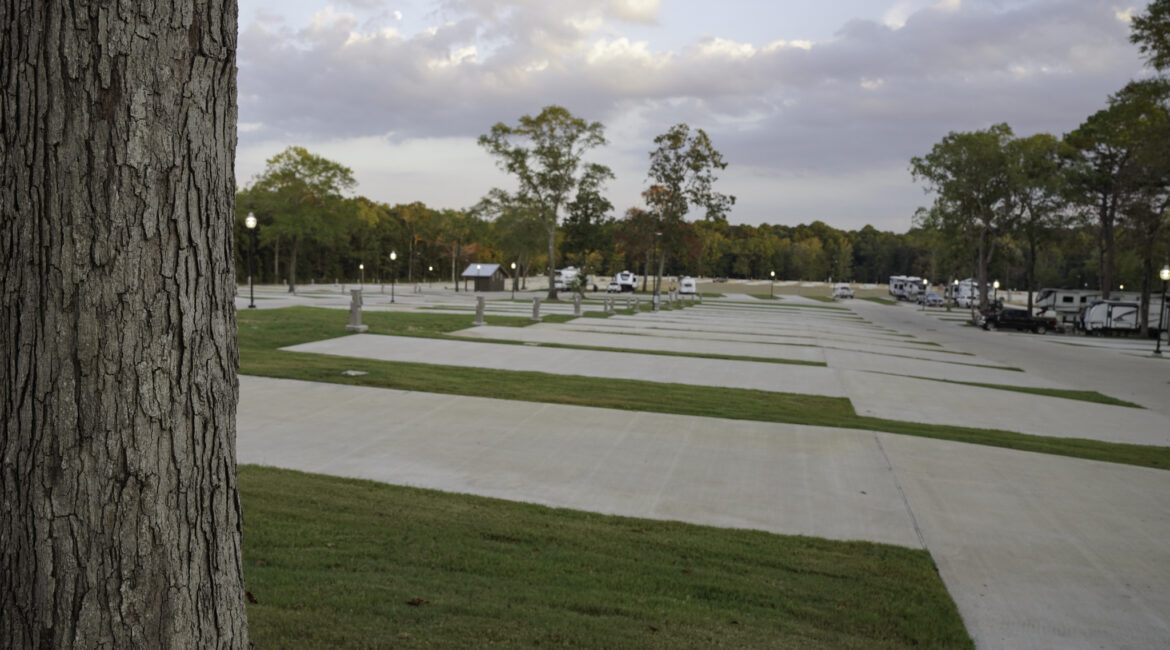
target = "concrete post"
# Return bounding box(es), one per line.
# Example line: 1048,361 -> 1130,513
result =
606,297 -> 615,315
634,297 -> 640,313
625,297 -> 631,310
573,294 -> 582,317
532,297 -> 542,322
346,289 -> 368,333
653,293 -> 660,311
474,296 -> 486,326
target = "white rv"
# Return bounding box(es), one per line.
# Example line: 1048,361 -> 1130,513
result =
553,266 -> 580,291
679,276 -> 697,295
1077,297 -> 1168,334
1080,300 -> 1141,334
888,275 -> 923,301
614,270 -> 638,292
1034,289 -> 1100,328
947,278 -> 991,308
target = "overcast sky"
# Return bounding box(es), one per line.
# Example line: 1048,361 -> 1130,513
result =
235,0 -> 1149,232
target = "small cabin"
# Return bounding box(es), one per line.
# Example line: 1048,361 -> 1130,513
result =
461,263 -> 506,292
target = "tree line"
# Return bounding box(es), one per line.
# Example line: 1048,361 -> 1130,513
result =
912,2 -> 1170,332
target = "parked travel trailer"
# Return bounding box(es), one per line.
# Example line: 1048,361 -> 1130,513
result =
1034,289 -> 1101,328
614,270 -> 638,292
1080,301 -> 1141,334
888,275 -> 923,301
1077,297 -> 1168,335
945,278 -> 992,308
553,266 -> 581,291
679,277 -> 697,295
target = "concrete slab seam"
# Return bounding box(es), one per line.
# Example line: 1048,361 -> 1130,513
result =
874,432 -> 927,550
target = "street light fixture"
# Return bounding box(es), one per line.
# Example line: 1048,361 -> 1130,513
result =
1155,264 -> 1170,356
359,263 -> 364,288
921,278 -> 928,311
244,212 -> 258,309
769,270 -> 775,298
993,279 -> 1000,306
390,251 -> 397,303
428,265 -> 433,288
510,261 -> 517,299
950,278 -> 958,311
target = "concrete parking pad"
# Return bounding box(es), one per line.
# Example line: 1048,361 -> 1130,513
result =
283,333 -> 849,397
881,433 -> 1170,650
453,324 -> 827,363
237,375 -> 1170,650
237,376 -> 920,547
842,371 -> 1170,446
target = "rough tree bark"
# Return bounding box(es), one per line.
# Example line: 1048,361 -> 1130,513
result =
1,2 -> 250,648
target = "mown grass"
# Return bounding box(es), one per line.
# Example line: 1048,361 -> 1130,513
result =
240,466 -> 972,649
237,308 -> 1170,470
861,297 -> 897,306
885,375 -> 1143,408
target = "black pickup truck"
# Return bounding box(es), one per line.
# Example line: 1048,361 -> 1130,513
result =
980,308 -> 1059,334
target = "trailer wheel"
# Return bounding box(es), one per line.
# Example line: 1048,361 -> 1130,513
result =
1035,325 -> 1047,335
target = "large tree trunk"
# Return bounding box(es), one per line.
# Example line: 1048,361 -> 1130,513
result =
287,235 -> 299,293
1,2 -> 250,648
1099,195 -> 1115,300
546,223 -> 558,300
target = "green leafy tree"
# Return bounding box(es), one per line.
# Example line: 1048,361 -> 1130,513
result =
247,146 -> 356,292
645,124 -> 735,292
479,106 -> 609,299
1006,133 -> 1069,311
561,164 -> 616,269
911,123 -> 1017,308
1132,1 -> 1170,71
478,189 -> 546,292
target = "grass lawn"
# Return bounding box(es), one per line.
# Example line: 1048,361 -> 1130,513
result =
861,297 -> 897,306
240,466 -> 972,649
237,308 -> 1170,471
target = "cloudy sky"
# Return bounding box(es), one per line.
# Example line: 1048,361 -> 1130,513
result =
236,0 -> 1149,232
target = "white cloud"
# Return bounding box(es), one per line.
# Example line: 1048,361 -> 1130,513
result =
236,0 -> 1146,229
606,0 -> 661,24
697,37 -> 756,60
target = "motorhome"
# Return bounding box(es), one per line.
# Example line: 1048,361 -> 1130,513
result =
679,276 -> 697,295
614,270 -> 638,292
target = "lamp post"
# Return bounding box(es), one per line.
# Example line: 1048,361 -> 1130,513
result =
510,261 -> 517,300
950,278 -> 958,311
476,263 -> 482,293
359,263 -> 364,289
390,251 -> 397,303
244,212 -> 257,309
770,270 -> 775,298
993,279 -> 1000,307
921,278 -> 929,311
428,265 -> 433,288
1155,264 -> 1169,356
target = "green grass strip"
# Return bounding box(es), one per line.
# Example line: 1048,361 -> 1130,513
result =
240,466 -> 973,649
880,374 -> 1143,408
861,297 -> 897,305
